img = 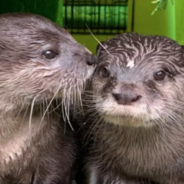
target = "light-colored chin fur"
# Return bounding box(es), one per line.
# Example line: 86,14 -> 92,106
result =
101,114 -> 153,127
96,96 -> 162,127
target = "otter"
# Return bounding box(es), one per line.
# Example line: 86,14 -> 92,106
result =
77,33 -> 184,184
0,13 -> 96,184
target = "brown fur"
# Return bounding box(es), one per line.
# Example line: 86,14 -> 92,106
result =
77,33 -> 184,184
0,13 -> 96,184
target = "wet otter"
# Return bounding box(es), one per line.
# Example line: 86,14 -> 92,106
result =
0,13 -> 96,184
78,33 -> 184,184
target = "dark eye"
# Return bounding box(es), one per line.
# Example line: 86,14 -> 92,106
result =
154,70 -> 166,81
43,50 -> 58,59
99,67 -> 110,78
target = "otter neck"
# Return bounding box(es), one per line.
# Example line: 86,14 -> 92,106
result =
98,120 -> 184,150
94,120 -> 184,176
0,103 -> 48,140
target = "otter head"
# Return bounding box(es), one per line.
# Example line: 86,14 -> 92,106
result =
0,13 -> 96,112
92,33 -> 184,127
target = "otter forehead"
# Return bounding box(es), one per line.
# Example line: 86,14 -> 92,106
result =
98,33 -> 183,68
0,13 -> 87,68
0,13 -> 73,44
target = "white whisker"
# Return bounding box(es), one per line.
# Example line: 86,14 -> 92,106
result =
29,95 -> 37,134
40,81 -> 62,124
85,23 -> 111,56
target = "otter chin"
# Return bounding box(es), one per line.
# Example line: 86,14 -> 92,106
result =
0,13 -> 96,184
77,33 -> 184,184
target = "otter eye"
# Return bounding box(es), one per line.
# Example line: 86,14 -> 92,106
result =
154,70 -> 166,81
43,50 -> 58,59
99,67 -> 110,78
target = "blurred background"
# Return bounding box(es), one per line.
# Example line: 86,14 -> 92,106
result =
0,0 -> 183,54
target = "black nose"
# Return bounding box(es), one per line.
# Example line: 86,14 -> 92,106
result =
86,53 -> 97,66
112,93 -> 142,105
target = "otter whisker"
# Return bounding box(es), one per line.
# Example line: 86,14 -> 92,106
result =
16,100 -> 26,119
61,89 -> 67,123
61,83 -> 66,120
62,85 -> 74,131
29,95 -> 37,134
66,84 -> 72,125
48,100 -> 63,114
22,102 -> 30,124
73,84 -> 77,110
40,80 -> 62,124
85,23 -> 111,56
77,81 -> 83,108
65,84 -> 71,114
71,85 -> 77,114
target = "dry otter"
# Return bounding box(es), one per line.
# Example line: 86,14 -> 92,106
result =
78,33 -> 184,184
0,13 -> 96,184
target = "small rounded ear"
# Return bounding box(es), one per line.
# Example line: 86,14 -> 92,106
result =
182,45 -> 184,54
180,45 -> 184,67
96,41 -> 106,55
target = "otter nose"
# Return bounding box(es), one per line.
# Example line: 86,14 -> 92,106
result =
112,93 -> 142,105
86,53 -> 97,66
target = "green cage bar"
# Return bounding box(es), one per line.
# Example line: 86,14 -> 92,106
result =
0,0 -> 63,27
63,0 -> 129,34
64,5 -> 127,28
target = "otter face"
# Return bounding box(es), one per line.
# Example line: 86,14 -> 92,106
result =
93,33 -> 184,127
0,13 -> 96,109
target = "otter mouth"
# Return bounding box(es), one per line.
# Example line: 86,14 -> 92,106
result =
94,94 -> 161,127
96,102 -> 156,127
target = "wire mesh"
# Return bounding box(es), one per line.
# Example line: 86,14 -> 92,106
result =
63,0 -> 128,34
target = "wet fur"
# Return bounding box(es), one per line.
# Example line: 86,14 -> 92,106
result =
0,13 -> 95,184
77,33 -> 184,184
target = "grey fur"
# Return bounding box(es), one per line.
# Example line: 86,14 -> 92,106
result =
79,33 -> 184,184
0,13 -> 96,184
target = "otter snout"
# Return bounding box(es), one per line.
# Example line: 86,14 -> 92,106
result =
111,83 -> 142,105
85,53 -> 97,66
112,93 -> 142,105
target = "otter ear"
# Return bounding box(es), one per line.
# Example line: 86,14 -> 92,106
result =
96,41 -> 106,55
182,45 -> 184,55
181,45 -> 184,66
